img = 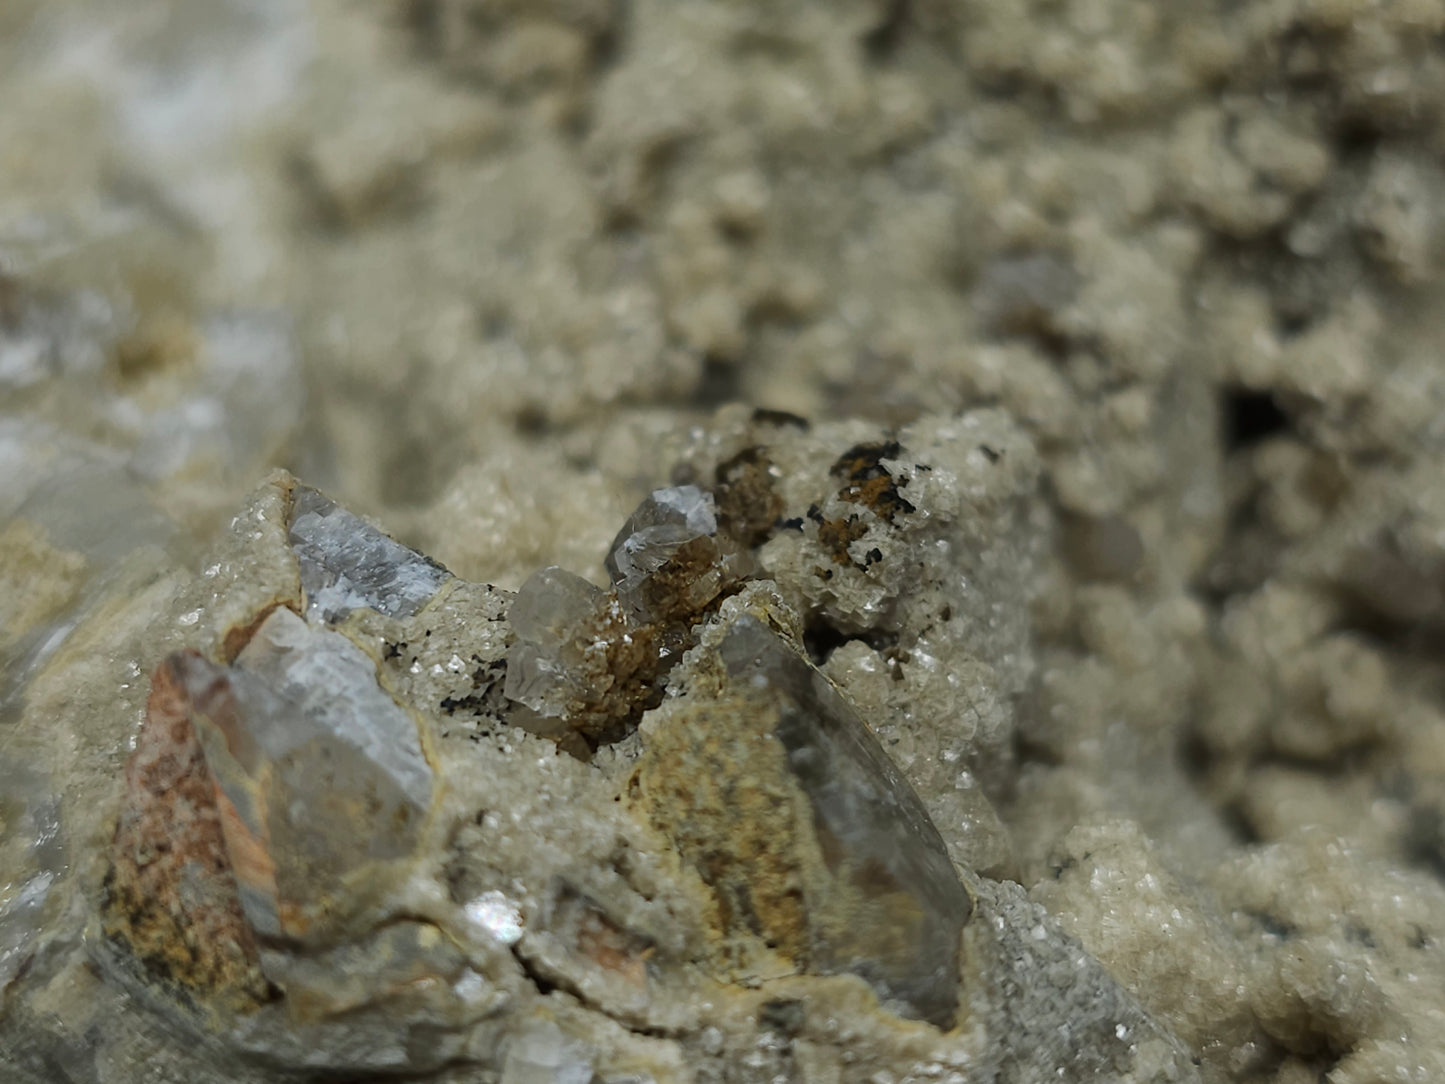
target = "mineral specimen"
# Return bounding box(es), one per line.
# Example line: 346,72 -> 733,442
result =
103,654 -> 271,1010
179,606 -> 434,942
604,484 -> 744,622
58,454 -> 1200,1082
503,565 -> 660,746
634,614 -> 972,1028
288,485 -> 450,624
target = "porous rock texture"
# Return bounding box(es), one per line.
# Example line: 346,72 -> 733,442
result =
4,0 -> 1445,1082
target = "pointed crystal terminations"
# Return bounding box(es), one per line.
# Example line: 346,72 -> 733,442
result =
604,485 -> 740,623
288,485 -> 450,624
502,486 -> 759,750
176,607 -> 434,942
636,616 -> 971,1028
502,566 -> 667,747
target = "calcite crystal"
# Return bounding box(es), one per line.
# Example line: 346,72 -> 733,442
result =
504,485 -> 751,747
103,655 -> 271,1010
605,484 -> 740,622
503,565 -> 661,746
288,485 -> 450,624
503,565 -> 613,718
634,615 -> 973,1028
180,606 -> 433,942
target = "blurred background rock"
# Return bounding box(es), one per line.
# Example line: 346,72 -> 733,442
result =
5,1 -> 1445,1080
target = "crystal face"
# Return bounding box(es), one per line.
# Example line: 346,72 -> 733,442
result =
104,655 -> 270,1007
288,485 -> 450,624
502,565 -> 670,747
503,566 -> 610,718
703,617 -> 971,1027
178,607 -> 433,941
604,485 -> 727,621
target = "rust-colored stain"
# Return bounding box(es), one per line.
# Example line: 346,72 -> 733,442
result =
831,440 -> 916,524
713,446 -> 784,548
576,908 -> 653,988
104,653 -> 271,1012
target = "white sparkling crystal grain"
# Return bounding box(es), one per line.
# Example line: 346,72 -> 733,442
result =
465,891 -> 524,945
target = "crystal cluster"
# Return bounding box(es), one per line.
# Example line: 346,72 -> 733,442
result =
503,566 -> 659,747
60,432 -> 1216,1082
604,484 -> 743,622
105,482 -> 446,1030
504,486 -> 747,748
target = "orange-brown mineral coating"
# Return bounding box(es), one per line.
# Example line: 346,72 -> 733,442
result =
624,536 -> 728,624
558,602 -> 666,746
815,513 -> 870,567
104,653 -> 270,1012
831,441 -> 916,524
630,697 -> 816,972
713,447 -> 784,548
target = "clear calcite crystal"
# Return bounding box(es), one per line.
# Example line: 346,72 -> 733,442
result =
178,607 -> 433,941
288,485 -> 450,624
605,485 -> 733,622
636,616 -> 972,1028
504,566 -> 612,718
503,565 -> 665,746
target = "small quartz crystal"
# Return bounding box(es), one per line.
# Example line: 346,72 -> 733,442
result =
288,485 -> 449,624
604,485 -> 736,622
503,566 -> 612,719
502,565 -> 667,747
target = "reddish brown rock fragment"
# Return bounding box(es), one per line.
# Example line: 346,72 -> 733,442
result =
104,653 -> 270,1013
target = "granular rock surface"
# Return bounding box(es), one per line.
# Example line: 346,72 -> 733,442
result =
4,1 -> 1445,1082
